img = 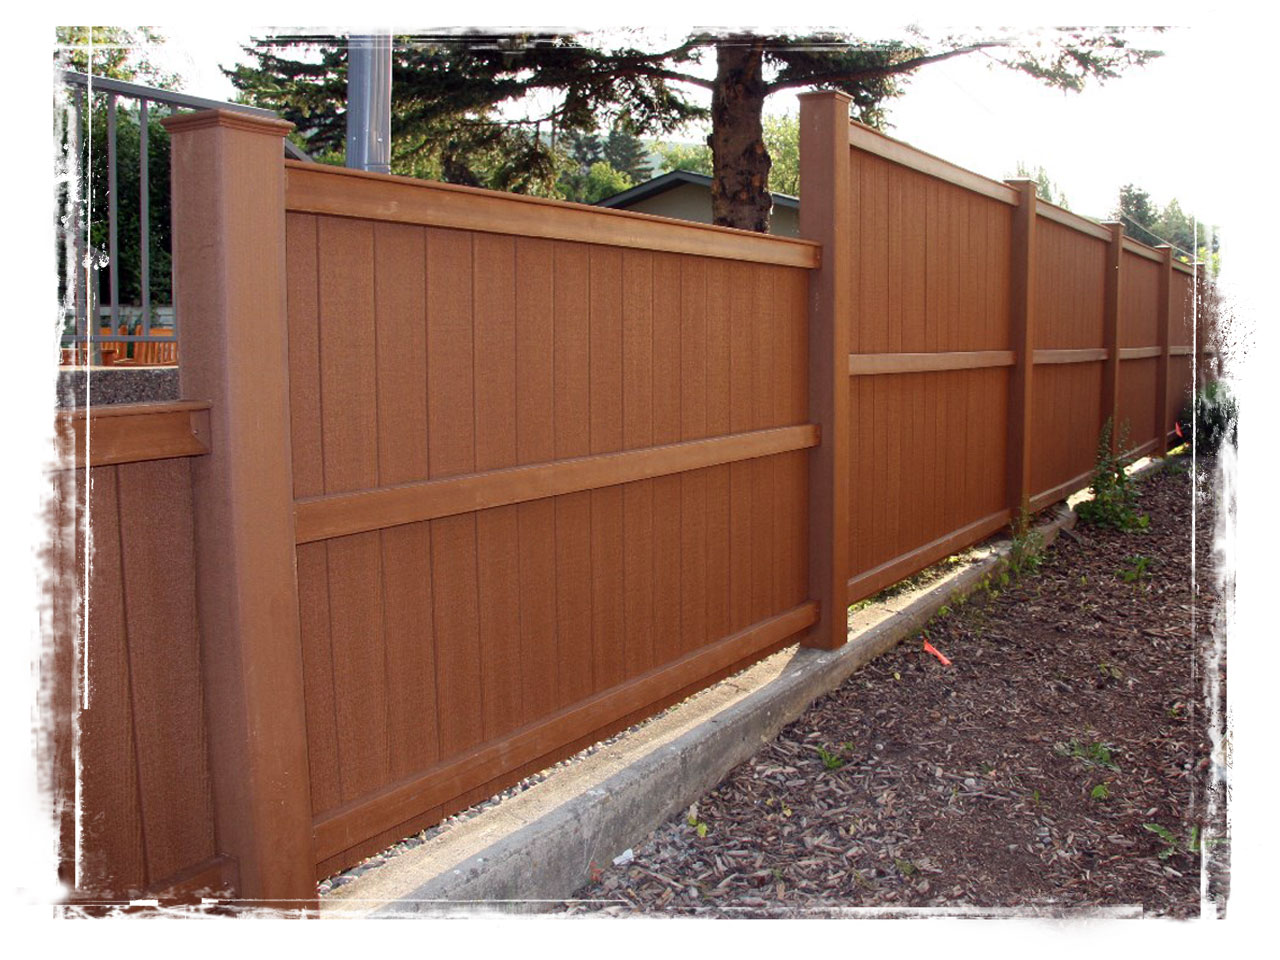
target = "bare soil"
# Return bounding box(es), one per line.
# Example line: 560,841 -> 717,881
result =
562,457 -> 1229,917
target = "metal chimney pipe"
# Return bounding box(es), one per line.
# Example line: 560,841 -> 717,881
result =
346,32 -> 392,173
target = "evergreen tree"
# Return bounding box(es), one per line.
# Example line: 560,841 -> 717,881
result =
602,127 -> 651,183
1114,184 -> 1219,272
227,29 -> 1163,231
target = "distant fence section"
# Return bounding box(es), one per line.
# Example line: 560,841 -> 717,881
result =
48,97 -> 1214,907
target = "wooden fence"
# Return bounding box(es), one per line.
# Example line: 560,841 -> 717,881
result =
48,97 -> 1210,906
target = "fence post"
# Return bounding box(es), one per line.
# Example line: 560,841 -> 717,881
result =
1101,221 -> 1125,453
162,109 -> 315,907
1154,245 -> 1173,455
798,90 -> 852,650
1004,180 -> 1038,528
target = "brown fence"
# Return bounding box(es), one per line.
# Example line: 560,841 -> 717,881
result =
48,98 -> 1211,906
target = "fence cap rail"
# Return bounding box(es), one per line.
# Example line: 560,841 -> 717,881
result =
845,119 -> 1019,206
1034,198 -> 1112,242
284,160 -> 821,269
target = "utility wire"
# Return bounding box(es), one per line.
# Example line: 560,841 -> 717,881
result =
1114,211 -> 1202,263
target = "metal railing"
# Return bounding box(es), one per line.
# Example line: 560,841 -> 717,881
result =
58,70 -> 311,367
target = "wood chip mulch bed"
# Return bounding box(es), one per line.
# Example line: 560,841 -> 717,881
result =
562,456 -> 1230,918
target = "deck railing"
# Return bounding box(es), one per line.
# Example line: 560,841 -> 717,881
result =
57,70 -> 310,369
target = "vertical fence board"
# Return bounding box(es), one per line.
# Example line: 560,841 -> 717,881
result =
372,223 -> 437,781
117,457 -> 216,884
552,242 -> 594,707
652,252 -> 683,665
79,465 -> 148,894
318,217 -> 388,803
473,234 -> 523,740
679,259 -> 709,658
622,250 -> 655,678
704,258 -> 732,646
426,227 -> 483,759
515,238 -> 560,724
589,247 -> 626,691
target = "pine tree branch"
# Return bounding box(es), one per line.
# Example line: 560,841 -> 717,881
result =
764,41 -> 1010,93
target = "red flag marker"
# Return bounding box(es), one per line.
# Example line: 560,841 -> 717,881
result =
1175,421 -> 1183,439
922,637 -> 952,666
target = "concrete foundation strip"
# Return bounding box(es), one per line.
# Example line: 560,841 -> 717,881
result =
321,454 -> 1178,917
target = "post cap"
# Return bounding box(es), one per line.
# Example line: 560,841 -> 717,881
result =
161,108 -> 295,138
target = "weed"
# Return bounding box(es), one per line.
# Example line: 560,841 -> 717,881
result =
1009,510 -> 1046,577
1075,419 -> 1150,532
1097,661 -> 1123,681
1143,822 -> 1225,860
1031,788 -> 1042,807
938,605 -> 951,618
894,858 -> 917,877
1090,783 -> 1110,801
686,803 -> 709,838
1055,738 -> 1120,771
1118,554 -> 1153,586
816,743 -> 852,770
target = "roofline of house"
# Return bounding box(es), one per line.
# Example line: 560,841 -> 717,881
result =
595,169 -> 800,210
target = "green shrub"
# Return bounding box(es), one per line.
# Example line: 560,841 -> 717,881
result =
1076,419 -> 1150,531
1176,380 -> 1237,456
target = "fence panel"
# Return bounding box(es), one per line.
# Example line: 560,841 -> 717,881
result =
1118,247 -> 1163,453
835,115 -> 1016,603
48,403 -> 231,901
1168,267 -> 1197,428
282,163 -> 819,878
1028,215 -> 1108,504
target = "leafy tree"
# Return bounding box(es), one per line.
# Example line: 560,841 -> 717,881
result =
656,112 -> 799,197
1013,162 -> 1069,210
1114,184 -> 1219,273
55,28 -> 177,319
227,29 -> 1163,232
55,26 -> 179,86
655,140 -> 713,176
572,161 -> 636,204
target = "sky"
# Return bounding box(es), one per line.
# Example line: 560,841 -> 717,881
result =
8,3 -> 1279,948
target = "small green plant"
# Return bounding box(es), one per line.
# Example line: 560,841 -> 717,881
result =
1055,738 -> 1120,771
1090,783 -> 1110,801
1009,510 -> 1046,577
1031,788 -> 1042,807
1076,419 -> 1149,532
816,742 -> 852,770
1142,822 -> 1223,861
1097,661 -> 1123,681
686,803 -> 709,838
894,857 -> 917,877
1118,554 -> 1152,586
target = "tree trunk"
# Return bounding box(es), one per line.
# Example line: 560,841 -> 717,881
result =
709,38 -> 772,233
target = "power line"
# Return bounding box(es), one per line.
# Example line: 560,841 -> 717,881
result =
1114,211 -> 1202,263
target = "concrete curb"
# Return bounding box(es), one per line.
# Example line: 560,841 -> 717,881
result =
322,454 -> 1180,917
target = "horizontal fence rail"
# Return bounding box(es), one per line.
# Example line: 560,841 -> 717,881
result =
50,97 -> 1217,907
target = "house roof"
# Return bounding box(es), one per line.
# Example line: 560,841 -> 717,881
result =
596,169 -> 799,210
